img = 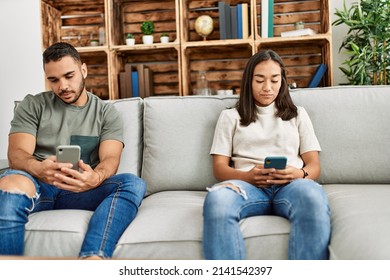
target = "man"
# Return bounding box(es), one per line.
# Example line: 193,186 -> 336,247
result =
0,42 -> 146,259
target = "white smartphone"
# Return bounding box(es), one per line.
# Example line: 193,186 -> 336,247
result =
56,145 -> 81,171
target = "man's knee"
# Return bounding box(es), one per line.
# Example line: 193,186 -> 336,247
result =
116,173 -> 146,201
0,174 -> 36,197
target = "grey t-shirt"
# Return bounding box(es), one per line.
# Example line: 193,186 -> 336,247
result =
10,91 -> 123,168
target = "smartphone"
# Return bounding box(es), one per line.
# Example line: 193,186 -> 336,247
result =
264,156 -> 287,170
56,145 -> 81,171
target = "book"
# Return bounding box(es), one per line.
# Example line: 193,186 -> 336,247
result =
280,28 -> 316,38
230,5 -> 238,39
308,64 -> 327,88
241,3 -> 249,39
144,67 -> 154,97
268,0 -> 274,37
118,63 -> 133,98
225,2 -> 232,39
131,70 -> 139,97
124,63 -> 133,98
119,72 -> 127,99
218,2 -> 227,39
261,0 -> 269,38
237,4 -> 243,39
136,64 -> 145,98
218,1 -> 232,39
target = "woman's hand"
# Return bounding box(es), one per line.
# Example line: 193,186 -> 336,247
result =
257,165 -> 301,186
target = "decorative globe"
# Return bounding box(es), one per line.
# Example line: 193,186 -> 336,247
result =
194,15 -> 214,40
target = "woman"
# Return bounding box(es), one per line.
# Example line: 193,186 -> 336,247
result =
202,49 -> 331,260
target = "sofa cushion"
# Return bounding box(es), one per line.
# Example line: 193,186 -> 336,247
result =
142,96 -> 238,195
25,210 -> 92,257
113,191 -> 290,259
112,98 -> 143,177
324,184 -> 390,259
291,86 -> 390,184
24,191 -> 290,259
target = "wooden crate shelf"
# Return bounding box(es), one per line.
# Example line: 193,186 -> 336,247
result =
182,0 -> 252,42
255,0 -> 330,39
258,37 -> 332,88
111,0 -> 179,46
116,47 -> 181,97
79,51 -> 110,100
182,44 -> 253,95
41,0 -> 333,99
41,0 -> 106,48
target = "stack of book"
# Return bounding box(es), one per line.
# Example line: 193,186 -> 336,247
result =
119,64 -> 154,99
218,1 -> 250,39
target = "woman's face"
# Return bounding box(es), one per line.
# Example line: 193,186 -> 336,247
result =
251,59 -> 282,107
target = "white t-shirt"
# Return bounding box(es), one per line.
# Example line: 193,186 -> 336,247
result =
210,102 -> 321,171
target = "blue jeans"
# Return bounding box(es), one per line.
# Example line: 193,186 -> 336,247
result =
0,169 -> 146,258
203,179 -> 331,260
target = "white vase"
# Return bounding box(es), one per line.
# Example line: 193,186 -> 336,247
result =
142,35 -> 154,45
160,36 -> 169,43
126,38 -> 135,46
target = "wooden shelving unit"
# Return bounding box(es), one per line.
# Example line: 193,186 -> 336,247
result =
40,0 -> 333,99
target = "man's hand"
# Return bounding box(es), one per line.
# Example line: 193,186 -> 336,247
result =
34,155 -> 73,184
52,160 -> 101,193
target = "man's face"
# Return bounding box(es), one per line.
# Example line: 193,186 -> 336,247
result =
44,56 -> 88,106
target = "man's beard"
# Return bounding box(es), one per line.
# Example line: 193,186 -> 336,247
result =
60,77 -> 86,105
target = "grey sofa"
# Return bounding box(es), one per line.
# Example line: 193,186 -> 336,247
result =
2,85 -> 390,259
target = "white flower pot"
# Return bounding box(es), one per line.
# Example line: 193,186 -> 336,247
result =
160,36 -> 169,43
126,38 -> 135,46
142,35 -> 154,45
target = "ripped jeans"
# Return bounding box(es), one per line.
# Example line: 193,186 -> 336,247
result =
0,169 -> 146,258
202,179 -> 331,260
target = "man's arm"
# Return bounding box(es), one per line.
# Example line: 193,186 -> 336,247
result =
8,133 -> 37,172
93,139 -> 123,184
7,132 -> 70,184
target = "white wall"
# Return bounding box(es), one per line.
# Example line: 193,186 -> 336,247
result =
0,0 -> 353,159
0,0 -> 45,159
331,0 -> 354,86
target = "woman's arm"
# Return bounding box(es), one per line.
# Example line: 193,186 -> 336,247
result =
213,154 -> 275,186
299,150 -> 321,180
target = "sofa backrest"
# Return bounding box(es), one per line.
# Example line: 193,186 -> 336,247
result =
112,97 -> 144,176
115,86 -> 390,195
142,96 -> 238,195
291,85 -> 390,185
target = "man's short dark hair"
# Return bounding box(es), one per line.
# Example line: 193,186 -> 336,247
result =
42,42 -> 81,66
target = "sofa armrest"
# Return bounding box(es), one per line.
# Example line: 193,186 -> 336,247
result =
0,159 -> 9,174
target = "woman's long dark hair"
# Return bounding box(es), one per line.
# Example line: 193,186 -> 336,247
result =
236,49 -> 297,126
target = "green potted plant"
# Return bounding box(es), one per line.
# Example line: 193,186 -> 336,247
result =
140,20 -> 154,44
160,32 -> 169,43
333,0 -> 390,85
125,33 -> 135,46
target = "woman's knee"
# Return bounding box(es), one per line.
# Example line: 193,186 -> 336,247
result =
290,179 -> 329,213
204,184 -> 243,215
0,174 -> 36,198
